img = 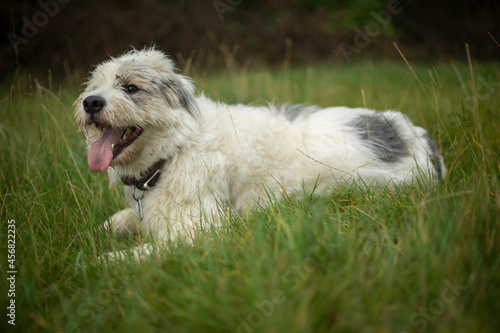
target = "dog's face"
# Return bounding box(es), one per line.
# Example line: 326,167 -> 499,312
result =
75,49 -> 199,176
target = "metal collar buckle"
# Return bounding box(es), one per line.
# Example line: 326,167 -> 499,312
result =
132,187 -> 145,221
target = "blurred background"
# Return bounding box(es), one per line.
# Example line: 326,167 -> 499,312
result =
1,0 -> 499,79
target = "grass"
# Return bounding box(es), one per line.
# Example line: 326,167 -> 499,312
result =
1,58 -> 499,333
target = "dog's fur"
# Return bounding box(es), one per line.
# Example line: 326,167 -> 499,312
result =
75,48 -> 446,261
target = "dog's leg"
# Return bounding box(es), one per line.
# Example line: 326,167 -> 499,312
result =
103,208 -> 141,237
98,242 -> 163,264
98,208 -> 202,264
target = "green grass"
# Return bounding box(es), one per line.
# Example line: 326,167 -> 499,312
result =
1,59 -> 499,333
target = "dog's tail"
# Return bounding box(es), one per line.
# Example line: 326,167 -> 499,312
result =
425,136 -> 447,182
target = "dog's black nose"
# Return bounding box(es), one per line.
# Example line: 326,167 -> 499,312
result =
83,95 -> 106,114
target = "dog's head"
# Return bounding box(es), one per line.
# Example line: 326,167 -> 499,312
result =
75,48 -> 199,178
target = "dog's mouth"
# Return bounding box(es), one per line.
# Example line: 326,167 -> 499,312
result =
87,124 -> 143,172
112,126 -> 143,157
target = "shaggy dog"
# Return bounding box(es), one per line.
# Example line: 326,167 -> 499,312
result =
75,48 -> 445,261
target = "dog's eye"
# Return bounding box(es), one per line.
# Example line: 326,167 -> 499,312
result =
125,85 -> 139,94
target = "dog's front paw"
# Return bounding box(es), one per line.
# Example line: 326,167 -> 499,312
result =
97,243 -> 159,265
103,208 -> 141,237
97,250 -> 125,265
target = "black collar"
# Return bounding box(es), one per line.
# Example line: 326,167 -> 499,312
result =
121,159 -> 167,191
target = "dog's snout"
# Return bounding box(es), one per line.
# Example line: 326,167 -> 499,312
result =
83,95 -> 106,114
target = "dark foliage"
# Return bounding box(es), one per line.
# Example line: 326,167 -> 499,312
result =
1,0 -> 499,77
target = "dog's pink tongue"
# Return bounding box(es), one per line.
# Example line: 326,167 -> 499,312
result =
87,128 -> 123,172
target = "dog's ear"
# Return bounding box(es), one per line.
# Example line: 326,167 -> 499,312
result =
160,75 -> 200,117
136,48 -> 199,117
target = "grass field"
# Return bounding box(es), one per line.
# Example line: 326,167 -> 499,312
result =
1,58 -> 499,332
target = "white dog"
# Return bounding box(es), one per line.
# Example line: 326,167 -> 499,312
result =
75,48 -> 445,261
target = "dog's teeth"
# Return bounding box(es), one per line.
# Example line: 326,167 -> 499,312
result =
111,144 -> 114,149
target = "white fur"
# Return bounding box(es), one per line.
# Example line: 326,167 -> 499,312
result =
75,48 -> 445,262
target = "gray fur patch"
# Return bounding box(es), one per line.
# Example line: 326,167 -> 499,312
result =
352,114 -> 408,163
277,104 -> 320,122
157,78 -> 199,116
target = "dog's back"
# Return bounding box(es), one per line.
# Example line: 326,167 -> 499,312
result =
195,96 -> 445,210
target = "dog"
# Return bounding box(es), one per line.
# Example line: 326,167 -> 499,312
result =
75,48 -> 446,261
